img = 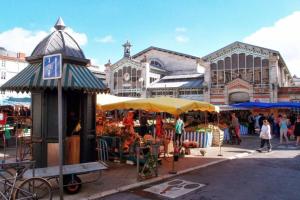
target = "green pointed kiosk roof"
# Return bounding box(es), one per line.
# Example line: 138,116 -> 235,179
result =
1,17 -> 106,93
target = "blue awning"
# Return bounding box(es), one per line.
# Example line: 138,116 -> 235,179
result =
232,102 -> 300,108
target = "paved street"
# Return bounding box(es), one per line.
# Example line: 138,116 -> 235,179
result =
102,145 -> 300,200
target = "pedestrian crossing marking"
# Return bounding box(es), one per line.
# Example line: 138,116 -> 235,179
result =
144,179 -> 205,198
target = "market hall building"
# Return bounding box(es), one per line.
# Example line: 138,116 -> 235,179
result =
106,41 -> 300,105
105,41 -> 205,101
202,41 -> 297,104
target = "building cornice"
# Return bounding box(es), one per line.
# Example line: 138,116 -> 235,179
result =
132,46 -> 199,60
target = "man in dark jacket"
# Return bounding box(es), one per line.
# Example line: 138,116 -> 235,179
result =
248,113 -> 255,134
259,113 -> 266,129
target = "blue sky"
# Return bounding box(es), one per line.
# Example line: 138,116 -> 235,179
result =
1,0 -> 300,74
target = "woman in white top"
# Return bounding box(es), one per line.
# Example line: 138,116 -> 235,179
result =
257,120 -> 272,152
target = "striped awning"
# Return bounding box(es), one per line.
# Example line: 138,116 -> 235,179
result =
0,63 -> 106,92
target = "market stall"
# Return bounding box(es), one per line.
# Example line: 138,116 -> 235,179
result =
97,96 -> 220,158
96,96 -> 221,179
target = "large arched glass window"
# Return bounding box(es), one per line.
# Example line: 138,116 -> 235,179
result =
217,60 -> 224,84
117,69 -> 122,89
114,72 -> 117,89
211,63 -> 217,86
132,68 -> 137,89
262,59 -> 269,84
244,55 -> 253,82
137,70 -> 142,88
225,57 -> 231,83
127,66 -> 132,82
254,57 -> 261,84
150,60 -> 162,68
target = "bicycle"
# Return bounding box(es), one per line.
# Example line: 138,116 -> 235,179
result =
0,161 -> 52,200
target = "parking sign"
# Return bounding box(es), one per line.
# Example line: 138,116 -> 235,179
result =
43,54 -> 62,79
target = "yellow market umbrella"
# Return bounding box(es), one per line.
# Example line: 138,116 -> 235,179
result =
96,94 -> 139,109
101,96 -> 219,115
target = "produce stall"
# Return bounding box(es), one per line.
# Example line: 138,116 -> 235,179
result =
97,96 -> 221,161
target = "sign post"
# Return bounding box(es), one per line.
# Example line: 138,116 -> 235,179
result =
43,53 -> 63,200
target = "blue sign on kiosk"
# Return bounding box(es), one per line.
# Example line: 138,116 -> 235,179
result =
43,53 -> 62,79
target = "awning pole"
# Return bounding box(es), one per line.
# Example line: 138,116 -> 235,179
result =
217,113 -> 223,156
58,78 -> 64,200
169,114 -> 178,174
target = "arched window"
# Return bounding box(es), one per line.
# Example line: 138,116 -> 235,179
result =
132,68 -> 137,89
114,72 -> 117,89
117,69 -> 122,89
137,70 -> 142,88
245,55 -> 253,82
150,60 -> 162,68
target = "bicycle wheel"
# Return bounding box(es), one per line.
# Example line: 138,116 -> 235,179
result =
0,169 -> 15,198
13,177 -> 52,200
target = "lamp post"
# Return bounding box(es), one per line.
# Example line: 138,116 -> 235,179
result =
217,113 -> 223,156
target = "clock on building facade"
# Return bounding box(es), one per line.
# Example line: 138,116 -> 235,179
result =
123,72 -> 130,81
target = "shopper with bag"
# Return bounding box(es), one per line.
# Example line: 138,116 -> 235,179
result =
175,116 -> 184,146
257,120 -> 272,152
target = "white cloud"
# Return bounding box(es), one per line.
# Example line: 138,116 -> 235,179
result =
90,58 -> 105,71
95,35 -> 115,43
243,11 -> 300,76
65,28 -> 88,46
175,35 -> 190,43
175,27 -> 187,33
0,28 -> 48,55
0,27 -> 88,55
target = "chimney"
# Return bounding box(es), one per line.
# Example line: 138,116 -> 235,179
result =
17,53 -> 26,60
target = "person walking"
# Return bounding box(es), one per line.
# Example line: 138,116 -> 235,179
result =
267,113 -> 275,135
259,113 -> 266,130
274,114 -> 281,138
248,113 -> 255,135
175,116 -> 184,146
255,114 -> 261,134
279,114 -> 290,144
293,116 -> 300,146
257,120 -> 272,152
231,113 -> 241,144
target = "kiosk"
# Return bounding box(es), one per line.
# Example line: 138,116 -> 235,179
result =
0,18 -> 106,167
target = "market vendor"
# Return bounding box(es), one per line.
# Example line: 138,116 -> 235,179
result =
155,113 -> 164,138
123,111 -> 134,131
67,112 -> 80,136
139,112 -> 148,137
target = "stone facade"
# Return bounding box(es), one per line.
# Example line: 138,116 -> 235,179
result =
106,42 -> 205,99
202,41 -> 294,104
133,48 -> 199,74
106,41 -> 299,105
0,47 -> 28,99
